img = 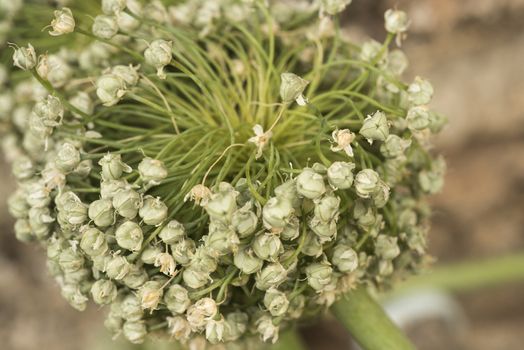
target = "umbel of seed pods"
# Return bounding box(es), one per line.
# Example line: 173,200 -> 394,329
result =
1,0 -> 445,346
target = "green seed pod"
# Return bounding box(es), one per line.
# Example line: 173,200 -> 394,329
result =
8,189 -> 29,219
407,76 -> 433,106
167,316 -> 191,341
140,244 -> 162,264
225,312 -> 248,342
139,196 -> 168,226
205,222 -> 240,256
91,279 -> 118,305
302,232 -> 323,257
375,234 -> 400,260
138,157 -> 168,185
407,106 -> 430,131
231,205 -> 258,238
80,226 -> 108,256
104,308 -> 123,334
14,219 -> 33,242
280,216 -> 299,241
296,168 -> 326,199
205,317 -> 227,344
12,43 -> 37,70
255,262 -> 287,291
171,238 -> 196,265
380,135 -> 411,158
186,297 -> 217,331
309,219 -> 337,243
28,206 -> 54,239
144,39 -> 173,79
262,197 -> 294,229
115,221 -> 143,251
263,288 -> 289,317
121,294 -> 144,321
327,161 -> 355,190
69,92 -> 94,119
287,294 -> 306,319
112,188 -> 141,219
122,264 -> 148,289
102,0 -> 127,15
305,262 -> 333,291
313,194 -> 340,222
359,111 -> 389,142
332,244 -> 358,272
234,248 -> 263,274
106,255 -> 131,280
96,73 -> 127,107
164,284 -> 191,314
49,7 -> 75,36
371,181 -> 390,208
123,320 -> 147,344
159,220 -> 185,244
204,184 -> 238,223
419,157 -> 446,194
252,232 -> 282,262
100,179 -> 128,199
98,153 -> 132,181
58,247 -> 85,273
274,179 -> 300,209
88,198 -> 115,227
12,155 -> 34,180
354,169 -> 381,198
60,283 -> 88,311
255,313 -> 279,344
280,73 -> 309,104
111,64 -> 139,86
46,55 -> 73,88
92,15 -> 119,39
183,267 -> 210,289
55,142 -> 80,173
138,280 -> 164,310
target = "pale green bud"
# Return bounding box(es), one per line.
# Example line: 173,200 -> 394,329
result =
140,244 -> 162,264
380,135 -> 411,158
112,64 -> 139,86
309,219 -> 337,243
139,196 -> 168,226
189,247 -> 218,273
171,238 -> 195,265
80,227 -> 108,256
138,280 -> 163,310
88,199 -> 115,227
91,279 -> 117,305
144,39 -> 173,79
33,95 -> 63,127
353,199 -> 377,228
407,106 -> 430,131
138,157 -> 168,185
428,111 -> 448,133
99,153 -> 132,180
360,111 -> 389,142
407,76 -> 433,106
183,267 -> 210,289
263,288 -> 289,317
379,259 -> 394,276
262,197 -> 294,229
371,181 -> 390,208
167,316 -> 191,341
121,294 -> 144,321
12,43 -> 37,70
106,255 -> 131,280
61,283 -> 88,311
360,40 -> 383,63
321,0 -> 352,16
255,314 -> 279,344
386,49 -> 408,76
302,232 -> 323,257
28,206 -> 54,239
46,55 -> 72,88
231,205 -> 258,238
305,262 -> 333,291
332,244 -> 358,272
375,234 -> 400,260
12,155 -> 34,180
115,221 -> 143,251
164,284 -> 191,314
280,216 -> 299,241
205,222 -> 239,256
314,194 -> 340,222
155,252 -> 177,276
274,180 -> 300,209
159,220 -> 185,244
104,309 -> 123,334
14,219 -> 33,242
112,188 -> 141,219
253,232 -> 282,261
96,73 -> 127,107
225,312 -> 248,342
354,169 -> 381,198
234,248 -> 263,274
296,168 -> 326,199
92,15 -> 119,39
26,181 -> 52,208
186,297 -> 217,330
8,189 -> 29,219
204,183 -> 238,223
205,317 -> 227,344
419,157 -> 446,194
255,263 -> 287,291
327,161 -> 355,189
58,247 -> 84,273
55,142 -> 80,172
49,7 -> 75,36
287,294 -> 306,319
122,264 -> 148,289
384,9 -> 409,34
280,73 -> 309,105
100,179 -> 128,199
123,321 -> 147,344
102,0 -> 127,15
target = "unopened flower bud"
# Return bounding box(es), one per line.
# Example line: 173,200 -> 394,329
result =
305,262 -> 333,291
205,222 -> 239,256
99,153 -> 132,181
234,248 -> 263,274
255,262 -> 287,291
138,157 -> 168,185
58,247 -> 85,273
87,199 -> 114,227
164,284 -> 190,314
121,294 -> 144,321
69,92 -> 94,119
80,226 -> 108,256
375,234 -> 400,260
384,9 -> 410,35
159,220 -> 185,244
139,280 -> 164,310
332,244 -> 358,272
96,73 -> 127,106
91,279 -> 117,305
102,0 -> 127,14
406,106 -> 430,131
296,168 -> 326,199
171,238 -> 195,265
92,15 -> 119,39
253,232 -> 282,261
112,188 -> 141,219
155,252 -> 177,276
49,7 -> 75,36
205,317 -> 227,344
14,219 -> 33,242
115,221 -> 143,251
168,316 -> 191,341
100,179 -> 128,199
187,297 -> 217,330
419,157 -> 446,194
183,267 -> 210,289
321,0 -> 352,16
280,72 -> 309,105
314,194 -> 340,222
309,219 -> 337,243
225,312 -> 248,341
123,321 -> 147,344
112,64 -> 140,86
354,169 -> 381,198
407,76 -> 433,106
123,264 -> 148,289
144,39 -> 173,79
262,197 -> 294,229
12,155 -> 34,180
255,314 -> 279,344
139,196 -> 168,226
12,44 -> 37,70
280,216 -> 299,241
371,181 -> 390,208
380,135 -> 411,158
327,161 -> 355,190
360,40 -> 383,63
106,255 -> 131,280
7,189 -> 29,219
360,111 -> 389,142
61,284 -> 88,311
55,142 -> 81,172
263,288 -> 289,317
231,205 -> 258,238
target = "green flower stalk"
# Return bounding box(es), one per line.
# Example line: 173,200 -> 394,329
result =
0,0 -> 445,348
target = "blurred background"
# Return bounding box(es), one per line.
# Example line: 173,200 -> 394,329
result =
1,0 -> 524,349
